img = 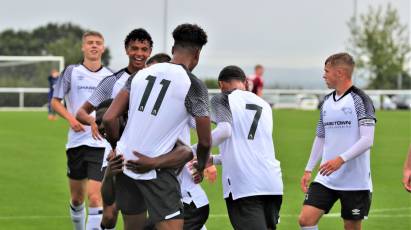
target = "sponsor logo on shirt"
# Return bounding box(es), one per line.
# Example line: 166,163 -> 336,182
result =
323,120 -> 352,129
77,85 -> 96,91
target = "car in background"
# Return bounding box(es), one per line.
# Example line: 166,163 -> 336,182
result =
297,94 -> 320,110
392,94 -> 411,110
369,95 -> 397,110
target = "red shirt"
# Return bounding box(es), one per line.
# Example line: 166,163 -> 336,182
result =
252,75 -> 263,95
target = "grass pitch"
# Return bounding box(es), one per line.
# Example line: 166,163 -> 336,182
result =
0,110 -> 409,229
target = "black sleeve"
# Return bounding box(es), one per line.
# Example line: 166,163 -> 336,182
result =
184,73 -> 210,117
210,93 -> 232,124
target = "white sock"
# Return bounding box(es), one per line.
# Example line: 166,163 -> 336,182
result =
301,226 -> 319,230
86,207 -> 103,230
70,202 -> 86,230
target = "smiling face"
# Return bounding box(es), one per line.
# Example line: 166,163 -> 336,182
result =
81,35 -> 105,62
126,39 -> 152,71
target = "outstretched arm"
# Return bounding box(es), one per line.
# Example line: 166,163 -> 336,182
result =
300,136 -> 324,193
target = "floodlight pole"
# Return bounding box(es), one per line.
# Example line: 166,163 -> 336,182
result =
163,0 -> 168,53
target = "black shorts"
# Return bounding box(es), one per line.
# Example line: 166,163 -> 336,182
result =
144,202 -> 209,230
116,169 -> 184,224
303,182 -> 372,220
225,194 -> 282,230
183,202 -> 209,230
66,145 -> 105,181
115,173 -> 147,215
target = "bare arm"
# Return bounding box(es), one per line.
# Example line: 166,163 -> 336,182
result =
76,101 -> 102,140
403,146 -> 411,192
51,98 -> 85,132
126,142 -> 194,174
194,116 -> 212,172
103,90 -> 129,149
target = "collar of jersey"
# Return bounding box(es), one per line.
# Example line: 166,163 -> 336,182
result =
332,85 -> 354,102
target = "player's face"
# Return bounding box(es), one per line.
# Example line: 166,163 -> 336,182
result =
255,67 -> 264,76
323,63 -> 339,89
82,35 -> 105,61
126,40 -> 152,70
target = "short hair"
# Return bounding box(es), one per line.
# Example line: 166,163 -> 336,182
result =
172,23 -> 208,50
82,31 -> 104,42
254,64 -> 263,70
124,28 -> 153,48
146,53 -> 171,65
325,53 -> 355,69
218,65 -> 247,82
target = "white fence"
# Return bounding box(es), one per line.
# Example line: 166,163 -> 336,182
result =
0,87 -> 410,111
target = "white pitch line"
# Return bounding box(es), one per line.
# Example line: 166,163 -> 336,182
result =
0,207 -> 410,220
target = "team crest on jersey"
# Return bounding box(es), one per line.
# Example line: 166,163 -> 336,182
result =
322,110 -> 327,117
77,75 -> 85,81
341,107 -> 352,115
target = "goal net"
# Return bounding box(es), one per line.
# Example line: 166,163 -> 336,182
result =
0,56 -> 64,109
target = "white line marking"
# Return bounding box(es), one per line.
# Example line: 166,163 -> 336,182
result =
0,207 -> 410,220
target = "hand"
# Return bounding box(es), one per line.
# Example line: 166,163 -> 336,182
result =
69,118 -> 85,132
319,156 -> 345,176
90,121 -> 103,140
204,165 -> 217,183
300,171 -> 312,193
188,159 -> 204,184
402,168 -> 411,192
106,154 -> 124,177
125,151 -> 157,174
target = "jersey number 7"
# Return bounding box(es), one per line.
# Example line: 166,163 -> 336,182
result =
138,75 -> 171,116
246,104 -> 262,140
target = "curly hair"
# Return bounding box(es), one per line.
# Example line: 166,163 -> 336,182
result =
146,53 -> 171,65
218,65 -> 246,82
124,28 -> 153,48
172,23 -> 207,49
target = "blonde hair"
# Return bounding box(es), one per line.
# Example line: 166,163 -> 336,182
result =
82,31 -> 104,42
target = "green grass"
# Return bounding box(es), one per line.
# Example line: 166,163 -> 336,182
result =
0,110 -> 410,229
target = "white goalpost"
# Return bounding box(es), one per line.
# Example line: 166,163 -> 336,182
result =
0,55 -> 65,110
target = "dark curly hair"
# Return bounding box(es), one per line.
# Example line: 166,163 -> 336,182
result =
124,28 -> 153,48
146,53 -> 171,65
172,23 -> 207,49
218,65 -> 246,82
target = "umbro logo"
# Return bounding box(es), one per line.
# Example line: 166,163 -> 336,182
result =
352,209 -> 361,215
304,194 -> 309,200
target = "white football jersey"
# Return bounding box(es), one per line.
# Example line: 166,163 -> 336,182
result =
116,63 -> 209,180
211,89 -> 283,200
314,86 -> 376,191
53,64 -> 113,149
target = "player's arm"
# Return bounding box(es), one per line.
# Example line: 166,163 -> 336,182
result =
403,146 -> 411,192
300,136 -> 324,193
194,116 -> 212,172
103,89 -> 129,149
51,66 -> 85,132
101,153 -> 124,205
126,141 -> 194,174
319,98 -> 376,176
76,102 -> 101,139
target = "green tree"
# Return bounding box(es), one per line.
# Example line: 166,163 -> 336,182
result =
0,23 -> 111,87
348,4 -> 411,89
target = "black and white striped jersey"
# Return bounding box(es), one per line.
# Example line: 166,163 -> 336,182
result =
88,68 -> 131,107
